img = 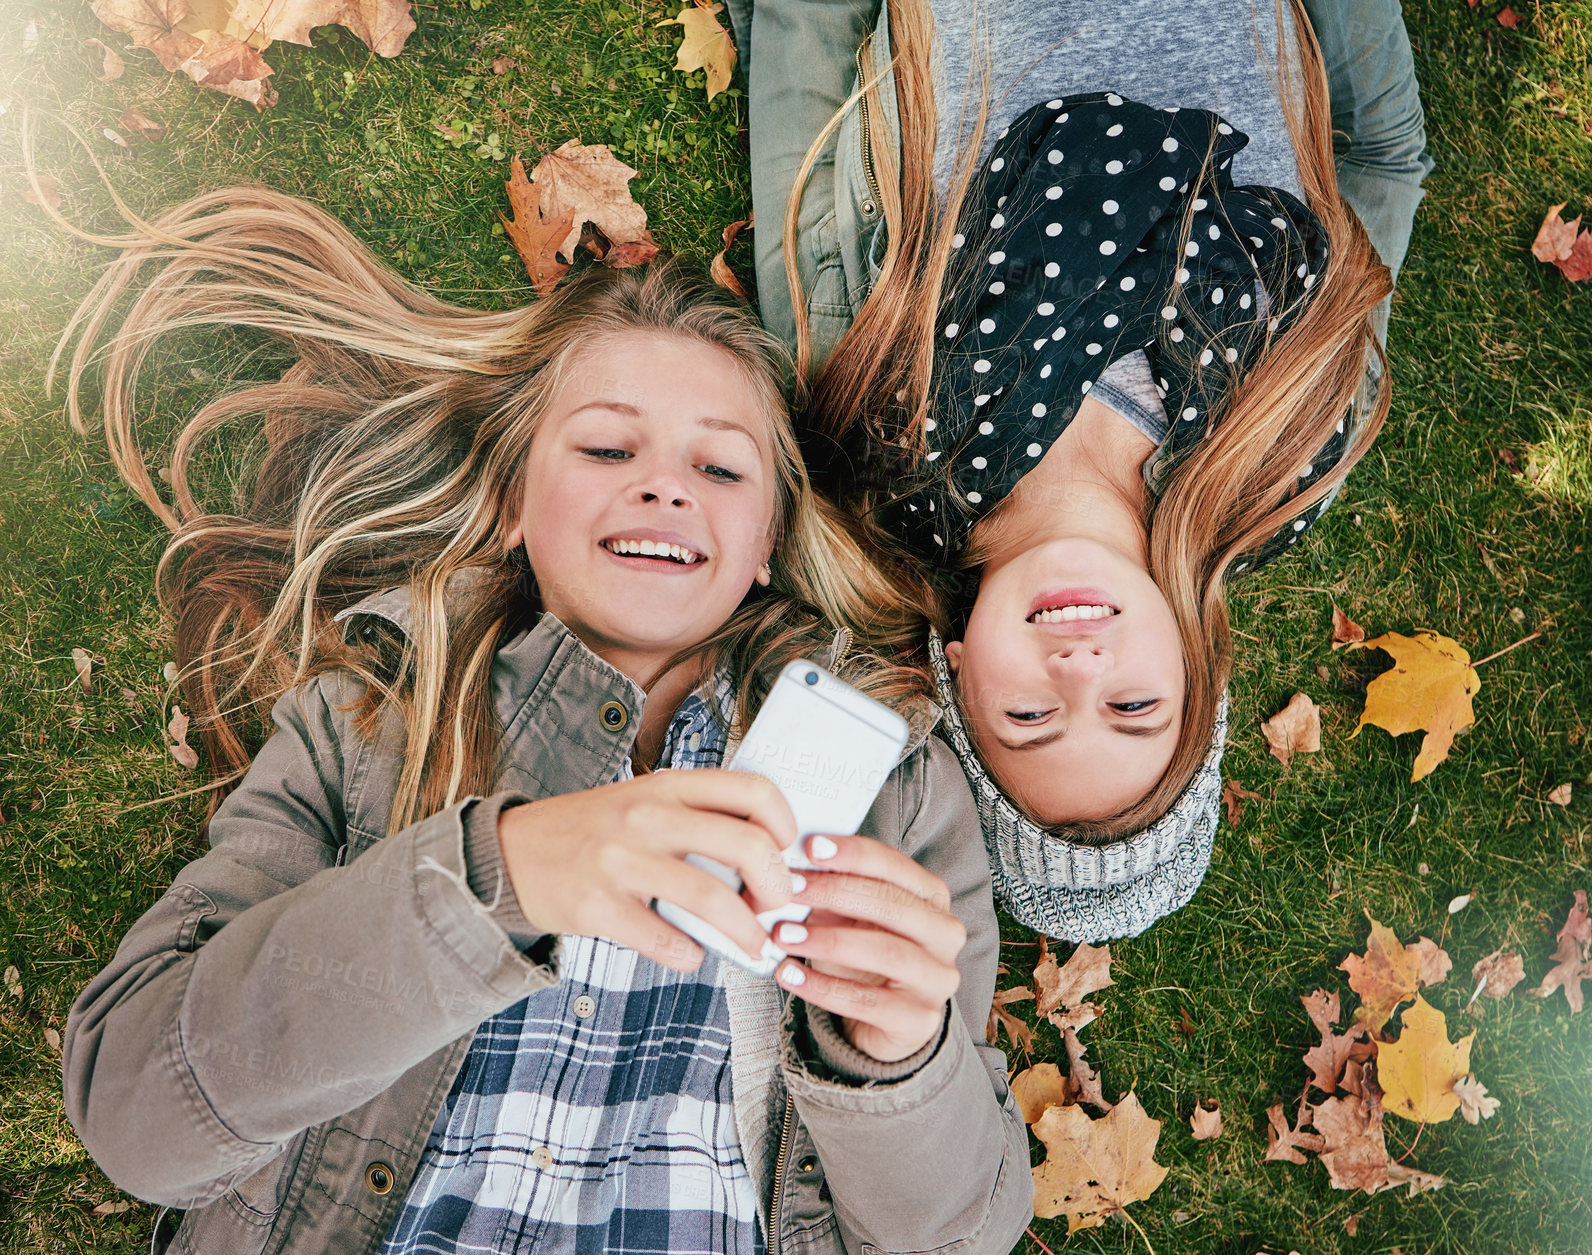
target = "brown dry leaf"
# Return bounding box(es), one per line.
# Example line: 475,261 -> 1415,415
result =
1012,1062 -> 1071,1123
1190,1100 -> 1223,1141
1529,205 -> 1592,280
119,106 -> 165,140
661,1 -> 736,101
1261,692 -> 1321,769
1377,995 -> 1475,1124
491,54 -> 514,75
1549,782 -> 1573,806
1383,1161 -> 1448,1196
43,1026 -> 62,1053
1470,949 -> 1525,1000
527,139 -> 655,265
72,648 -> 94,693
711,216 -> 752,298
1035,940 -> 1114,1018
1301,988 -> 1341,1037
92,1199 -> 134,1216
1221,779 -> 1262,828
1312,1094 -> 1390,1193
1303,1021 -> 1373,1096
22,174 -> 61,212
1407,936 -> 1452,988
1452,1074 -> 1500,1125
1536,889 -> 1591,1013
1264,1101 -> 1325,1164
3,966 -> 21,1000
1032,1092 -> 1168,1232
1331,604 -> 1366,649
1350,632 -> 1480,781
1046,1003 -> 1102,1035
1497,6 -> 1521,28
1339,916 -> 1422,1034
167,705 -> 199,770
502,160 -> 575,297
986,985 -> 1036,1053
84,37 -> 126,80
1062,1026 -> 1109,1111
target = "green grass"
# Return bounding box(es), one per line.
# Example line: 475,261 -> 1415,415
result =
1,1 -> 1589,1253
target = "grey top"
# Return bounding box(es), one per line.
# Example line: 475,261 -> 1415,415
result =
932,0 -> 1303,440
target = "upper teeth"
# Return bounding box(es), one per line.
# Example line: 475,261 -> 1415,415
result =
1031,604 -> 1115,623
605,538 -> 701,563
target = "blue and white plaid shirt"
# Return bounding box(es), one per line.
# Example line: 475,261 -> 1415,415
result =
380,677 -> 766,1255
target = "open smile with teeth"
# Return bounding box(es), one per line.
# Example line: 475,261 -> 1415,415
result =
1029,604 -> 1118,624
602,538 -> 705,564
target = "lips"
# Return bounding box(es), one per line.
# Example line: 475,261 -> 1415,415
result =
1026,586 -> 1119,622
599,529 -> 708,569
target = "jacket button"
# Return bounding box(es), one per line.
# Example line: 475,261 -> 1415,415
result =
573,994 -> 597,1018
797,1155 -> 818,1174
861,200 -> 877,216
365,1161 -> 395,1194
599,701 -> 628,732
530,1146 -> 554,1170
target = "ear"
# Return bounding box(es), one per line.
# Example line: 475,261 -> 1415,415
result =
754,546 -> 773,587
943,639 -> 963,674
502,520 -> 524,552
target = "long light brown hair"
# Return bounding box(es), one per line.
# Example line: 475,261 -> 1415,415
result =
54,188 -> 931,831
790,0 -> 1392,843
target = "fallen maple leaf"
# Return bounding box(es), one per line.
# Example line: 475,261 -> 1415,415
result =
1384,1161 -> 1448,1196
118,106 -> 165,140
1470,948 -> 1525,1000
1536,889 -> 1591,1013
1190,1100 -> 1223,1141
1350,632 -> 1479,781
167,705 -> 199,770
1312,1093 -> 1390,1193
1221,779 -> 1262,827
1301,989 -> 1341,1037
1530,203 -> 1592,282
1407,936 -> 1452,988
987,985 -> 1036,1053
526,140 -> 655,266
1331,604 -> 1366,649
711,216 -> 752,299
1340,915 -> 1422,1034
1453,1074 -> 1500,1125
1497,6 -> 1521,27
1012,1062 -> 1071,1123
1261,692 -> 1321,769
1035,939 -> 1113,1018
1377,995 -> 1475,1124
1046,1003 -> 1101,1034
1264,1100 -> 1326,1165
1549,782 -> 1573,806
661,1 -> 737,101
83,37 -> 126,81
1062,1026 -> 1109,1110
1032,1092 -> 1168,1232
72,648 -> 94,693
502,160 -> 575,296
1303,1019 -> 1373,1096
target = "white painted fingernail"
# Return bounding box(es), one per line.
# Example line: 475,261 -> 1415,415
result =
809,835 -> 838,860
780,962 -> 806,985
779,922 -> 808,944
789,872 -> 807,894
760,937 -> 787,964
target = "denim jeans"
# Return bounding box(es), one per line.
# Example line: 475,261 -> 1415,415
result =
730,0 -> 1433,359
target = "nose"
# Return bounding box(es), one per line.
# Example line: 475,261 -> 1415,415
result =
629,458 -> 695,509
1046,644 -> 1111,680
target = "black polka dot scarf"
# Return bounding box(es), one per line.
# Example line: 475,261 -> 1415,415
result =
884,92 -> 1346,571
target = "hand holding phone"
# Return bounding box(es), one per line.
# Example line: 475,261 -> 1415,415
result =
653,661 -> 909,978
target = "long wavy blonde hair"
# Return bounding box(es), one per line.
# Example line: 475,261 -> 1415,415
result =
789,0 -> 1392,843
54,188 -> 931,831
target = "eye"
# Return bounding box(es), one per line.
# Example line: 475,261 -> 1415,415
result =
580,447 -> 631,462
1005,709 -> 1054,723
698,463 -> 742,482
1108,699 -> 1159,714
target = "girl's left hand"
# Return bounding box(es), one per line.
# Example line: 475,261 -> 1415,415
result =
770,834 -> 965,1064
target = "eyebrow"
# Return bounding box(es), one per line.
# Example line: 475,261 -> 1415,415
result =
993,719 -> 1175,752
565,401 -> 761,447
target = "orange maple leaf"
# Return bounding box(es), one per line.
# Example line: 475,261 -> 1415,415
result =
1349,632 -> 1479,781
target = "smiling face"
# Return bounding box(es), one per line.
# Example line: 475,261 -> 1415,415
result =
944,537 -> 1187,823
504,332 -> 780,681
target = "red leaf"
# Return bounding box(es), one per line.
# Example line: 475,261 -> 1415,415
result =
1497,6 -> 1520,27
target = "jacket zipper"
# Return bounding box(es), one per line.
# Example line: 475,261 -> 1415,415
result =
854,39 -> 882,216
766,1094 -> 796,1255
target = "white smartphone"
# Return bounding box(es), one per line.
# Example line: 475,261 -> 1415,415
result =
653,660 -> 910,978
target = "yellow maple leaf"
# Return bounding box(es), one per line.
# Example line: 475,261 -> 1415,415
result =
1349,632 -> 1480,781
1032,1092 -> 1168,1233
661,1 -> 736,101
1376,995 -> 1475,1124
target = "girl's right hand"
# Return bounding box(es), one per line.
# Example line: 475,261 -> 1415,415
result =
495,770 -> 800,972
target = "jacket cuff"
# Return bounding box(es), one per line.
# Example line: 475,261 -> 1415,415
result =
462,792 -> 555,959
796,1001 -> 948,1085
